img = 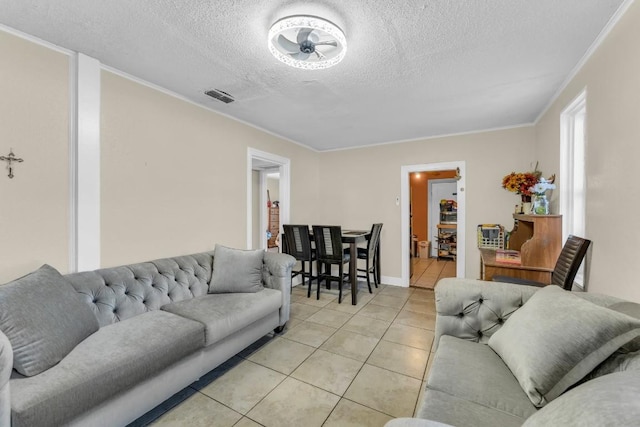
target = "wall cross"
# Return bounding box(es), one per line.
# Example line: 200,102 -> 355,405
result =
0,149 -> 24,179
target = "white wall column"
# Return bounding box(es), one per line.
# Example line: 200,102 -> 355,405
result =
70,53 -> 101,272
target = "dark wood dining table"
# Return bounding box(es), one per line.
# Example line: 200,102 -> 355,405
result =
282,228 -> 380,305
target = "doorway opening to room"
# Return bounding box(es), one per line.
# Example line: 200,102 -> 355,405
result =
247,149 -> 290,251
401,162 -> 466,288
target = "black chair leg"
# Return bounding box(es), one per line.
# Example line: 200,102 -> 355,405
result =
338,263 -> 343,304
365,259 -> 372,293
325,263 -> 331,289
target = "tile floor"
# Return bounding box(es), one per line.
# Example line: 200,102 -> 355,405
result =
410,257 -> 455,289
129,281 -> 437,427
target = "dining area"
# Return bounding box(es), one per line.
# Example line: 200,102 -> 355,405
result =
281,224 -> 383,306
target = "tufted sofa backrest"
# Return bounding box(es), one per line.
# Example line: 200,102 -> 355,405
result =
65,252 -> 214,327
433,278 -> 625,352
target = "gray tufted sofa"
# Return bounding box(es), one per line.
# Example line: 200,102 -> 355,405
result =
386,278 -> 640,427
0,250 -> 295,427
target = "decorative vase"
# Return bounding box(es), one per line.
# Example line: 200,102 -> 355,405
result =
520,195 -> 532,214
532,194 -> 549,215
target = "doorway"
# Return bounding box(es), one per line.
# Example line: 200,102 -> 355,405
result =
401,162 -> 466,287
247,148 -> 290,251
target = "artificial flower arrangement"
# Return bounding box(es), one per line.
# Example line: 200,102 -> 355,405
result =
502,171 -> 541,200
502,163 -> 556,214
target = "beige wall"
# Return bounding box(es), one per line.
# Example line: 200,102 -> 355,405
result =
535,1 -> 640,302
317,127 -> 536,281
100,71 -> 319,267
0,32 -> 69,283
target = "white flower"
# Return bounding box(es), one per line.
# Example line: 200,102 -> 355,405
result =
529,178 -> 556,195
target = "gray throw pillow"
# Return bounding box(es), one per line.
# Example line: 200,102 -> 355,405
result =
488,286 -> 640,407
209,245 -> 264,294
522,371 -> 640,427
0,265 -> 100,376
609,301 -> 640,352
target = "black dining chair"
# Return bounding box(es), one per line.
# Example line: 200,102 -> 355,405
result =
312,225 -> 350,303
493,235 -> 591,290
282,224 -> 317,297
357,223 -> 383,293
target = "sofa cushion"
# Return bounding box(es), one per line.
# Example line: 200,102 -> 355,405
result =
427,336 -> 536,420
0,265 -> 100,376
162,288 -> 282,345
488,286 -> 640,407
209,245 -> 264,293
418,389 -> 525,427
588,350 -> 640,380
522,371 -> 640,427
10,310 -> 204,427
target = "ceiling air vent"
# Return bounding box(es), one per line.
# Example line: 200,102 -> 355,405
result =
204,89 -> 235,104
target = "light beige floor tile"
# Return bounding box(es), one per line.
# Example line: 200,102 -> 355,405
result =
199,360 -> 285,414
367,340 -> 429,379
246,337 -> 315,375
379,285 -> 413,299
297,291 -> 337,307
289,302 -> 321,320
320,330 -> 380,362
382,323 -> 434,351
342,314 -> 391,339
282,321 -> 337,347
306,308 -> 352,329
358,303 -> 401,322
323,398 -> 393,427
247,377 -> 340,427
344,364 -> 422,418
403,299 -> 432,314
151,392 -> 241,427
233,417 -> 262,427
290,293 -> 306,303
370,294 -> 407,309
409,289 -> 435,302
291,349 -> 363,395
394,310 -> 435,330
282,317 -> 303,332
326,300 -> 364,314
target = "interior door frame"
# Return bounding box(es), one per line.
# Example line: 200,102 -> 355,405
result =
401,161 -> 466,286
246,148 -> 290,250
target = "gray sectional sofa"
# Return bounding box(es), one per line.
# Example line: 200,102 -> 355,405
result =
387,278 -> 640,427
0,246 -> 295,427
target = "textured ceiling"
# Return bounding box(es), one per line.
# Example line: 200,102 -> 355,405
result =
0,0 -> 625,151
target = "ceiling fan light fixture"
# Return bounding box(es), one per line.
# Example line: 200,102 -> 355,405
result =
268,15 -> 347,70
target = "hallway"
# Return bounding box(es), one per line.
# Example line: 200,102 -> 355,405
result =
410,257 -> 456,289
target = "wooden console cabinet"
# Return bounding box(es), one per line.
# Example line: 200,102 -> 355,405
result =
480,214 -> 562,284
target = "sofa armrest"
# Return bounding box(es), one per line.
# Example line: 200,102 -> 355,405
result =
433,278 -> 539,351
263,252 -> 296,326
0,330 -> 12,426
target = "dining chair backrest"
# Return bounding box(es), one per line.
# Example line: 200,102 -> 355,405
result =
282,224 -> 313,261
552,235 -> 592,290
366,223 -> 383,259
312,225 -> 344,263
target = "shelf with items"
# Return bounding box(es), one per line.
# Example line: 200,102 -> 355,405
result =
267,206 -> 279,248
437,224 -> 457,260
437,199 -> 457,260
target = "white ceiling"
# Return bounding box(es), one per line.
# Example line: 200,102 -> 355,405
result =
0,0 -> 626,151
